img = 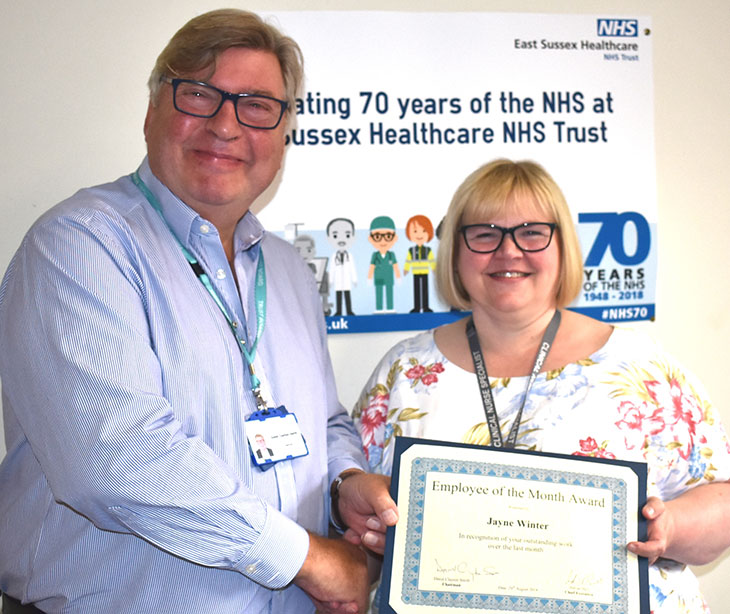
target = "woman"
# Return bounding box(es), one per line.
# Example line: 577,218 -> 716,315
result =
353,159 -> 730,612
403,214 -> 436,313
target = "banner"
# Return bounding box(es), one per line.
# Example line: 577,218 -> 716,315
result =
257,12 -> 656,334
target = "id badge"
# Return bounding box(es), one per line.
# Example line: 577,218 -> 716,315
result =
246,406 -> 309,469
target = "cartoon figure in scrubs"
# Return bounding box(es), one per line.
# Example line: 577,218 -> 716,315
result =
367,216 -> 400,313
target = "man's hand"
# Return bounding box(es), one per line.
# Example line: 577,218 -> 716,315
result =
294,533 -> 369,613
337,472 -> 398,555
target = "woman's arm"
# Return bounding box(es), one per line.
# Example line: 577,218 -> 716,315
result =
627,480 -> 730,565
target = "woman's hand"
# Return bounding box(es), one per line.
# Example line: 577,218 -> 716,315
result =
627,481 -> 730,566
626,496 -> 672,565
337,472 -> 398,555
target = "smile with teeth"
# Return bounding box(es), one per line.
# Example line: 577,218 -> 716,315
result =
491,271 -> 528,278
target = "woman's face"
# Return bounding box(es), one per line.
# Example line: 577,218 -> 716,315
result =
456,194 -> 561,320
409,221 -> 429,246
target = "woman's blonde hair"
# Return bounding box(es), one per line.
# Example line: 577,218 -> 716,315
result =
436,159 -> 583,309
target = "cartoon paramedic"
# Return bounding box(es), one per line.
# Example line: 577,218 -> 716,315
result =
403,214 -> 436,312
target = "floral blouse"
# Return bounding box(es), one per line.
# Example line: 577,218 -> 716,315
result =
353,327 -> 730,613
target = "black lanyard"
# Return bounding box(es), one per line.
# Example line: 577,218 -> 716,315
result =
466,310 -> 561,448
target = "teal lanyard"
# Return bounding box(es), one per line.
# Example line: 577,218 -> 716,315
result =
131,170 -> 269,411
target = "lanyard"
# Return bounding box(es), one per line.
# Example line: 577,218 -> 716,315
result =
131,170 -> 269,411
466,310 -> 561,448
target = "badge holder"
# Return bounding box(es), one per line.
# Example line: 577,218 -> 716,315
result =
246,406 -> 309,470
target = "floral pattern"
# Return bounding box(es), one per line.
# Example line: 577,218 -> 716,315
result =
353,327 -> 730,614
574,436 -> 616,459
404,359 -> 445,387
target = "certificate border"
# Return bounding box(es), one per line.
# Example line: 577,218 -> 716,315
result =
404,457 -> 628,610
380,436 -> 649,614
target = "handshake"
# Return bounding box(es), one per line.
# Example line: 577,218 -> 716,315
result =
294,471 -> 398,614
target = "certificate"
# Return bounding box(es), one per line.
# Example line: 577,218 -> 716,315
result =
380,437 -> 649,614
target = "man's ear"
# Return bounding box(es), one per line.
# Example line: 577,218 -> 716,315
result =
143,100 -> 157,141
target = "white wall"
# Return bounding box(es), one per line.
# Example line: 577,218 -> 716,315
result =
1,0 -> 728,609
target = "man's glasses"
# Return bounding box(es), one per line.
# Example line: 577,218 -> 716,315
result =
162,77 -> 288,130
460,222 -> 557,253
370,232 -> 395,242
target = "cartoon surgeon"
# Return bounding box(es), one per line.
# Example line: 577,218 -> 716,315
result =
367,215 -> 400,313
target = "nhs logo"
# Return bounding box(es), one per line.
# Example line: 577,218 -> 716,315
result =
597,19 -> 638,37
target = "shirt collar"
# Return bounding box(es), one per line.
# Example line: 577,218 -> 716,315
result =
137,157 -> 265,255
233,210 -> 265,253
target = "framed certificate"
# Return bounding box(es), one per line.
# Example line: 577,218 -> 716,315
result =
380,436 -> 649,614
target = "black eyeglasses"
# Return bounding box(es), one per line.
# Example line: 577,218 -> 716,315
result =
370,232 -> 395,242
460,222 -> 557,253
162,77 -> 288,130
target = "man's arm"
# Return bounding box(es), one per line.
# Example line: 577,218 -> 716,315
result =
392,254 -> 401,279
0,209 -> 308,587
293,532 -> 369,614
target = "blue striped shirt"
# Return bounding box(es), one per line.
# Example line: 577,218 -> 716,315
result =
0,159 -> 367,613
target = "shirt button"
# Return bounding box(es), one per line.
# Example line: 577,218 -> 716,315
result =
216,269 -> 226,279
200,224 -> 210,234
246,563 -> 258,574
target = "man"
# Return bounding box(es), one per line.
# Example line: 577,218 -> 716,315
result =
0,10 -> 396,614
367,215 -> 400,313
253,434 -> 274,460
294,234 -> 318,274
326,217 -> 358,316
293,233 -> 330,315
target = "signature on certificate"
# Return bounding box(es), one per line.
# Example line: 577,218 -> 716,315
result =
434,559 -> 499,582
565,569 -> 605,590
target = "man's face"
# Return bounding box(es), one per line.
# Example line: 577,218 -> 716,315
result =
368,228 -> 397,253
144,47 -> 287,220
294,237 -> 315,261
327,219 -> 355,250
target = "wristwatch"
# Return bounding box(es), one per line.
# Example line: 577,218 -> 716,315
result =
330,468 -> 363,531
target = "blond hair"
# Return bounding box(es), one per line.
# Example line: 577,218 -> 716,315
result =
436,159 -> 583,309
